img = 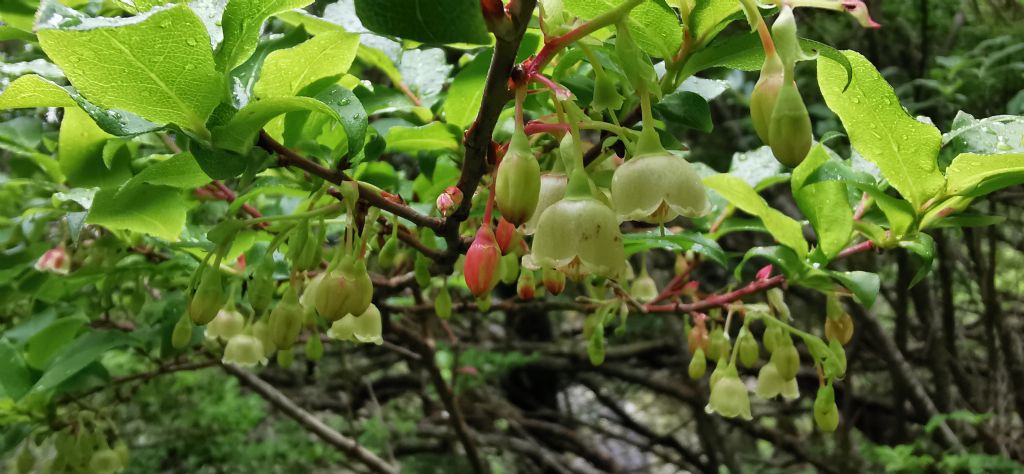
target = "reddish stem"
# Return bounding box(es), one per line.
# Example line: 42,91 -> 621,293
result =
836,240 -> 875,259
644,275 -> 786,314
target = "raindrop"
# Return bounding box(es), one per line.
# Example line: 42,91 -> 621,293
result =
159,21 -> 171,28
184,64 -> 196,71
186,38 -> 198,47
996,136 -> 1011,151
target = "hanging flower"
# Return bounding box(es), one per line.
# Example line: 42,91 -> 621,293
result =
205,309 -> 246,341
495,128 -> 541,226
222,334 -> 267,367
524,169 -> 625,281
35,245 -> 70,274
314,256 -> 373,321
328,303 -> 383,345
523,173 -> 568,235
707,365 -> 753,420
464,225 -> 502,297
611,128 -> 708,224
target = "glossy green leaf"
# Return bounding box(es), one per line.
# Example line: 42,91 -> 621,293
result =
58,107 -> 133,188
30,330 -> 135,394
253,30 -> 360,99
25,316 -> 88,370
564,0 -> 682,59
283,85 -> 369,159
654,91 -> 713,132
704,173 -> 808,258
623,230 -> 727,266
217,0 -> 313,72
37,4 -> 222,136
792,145 -> 852,259
818,51 -> 944,210
944,152 -> 1024,197
830,271 -> 879,307
213,97 -> 341,154
229,26 -> 308,107
385,123 -> 459,154
0,339 -> 32,400
690,0 -> 742,43
354,0 -> 491,45
129,152 -> 211,189
899,232 -> 935,287
86,184 -> 191,241
444,51 -> 492,130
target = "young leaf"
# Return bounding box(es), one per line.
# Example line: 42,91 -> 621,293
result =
252,30 -> 360,99
944,152 -> 1024,197
385,123 -> 460,154
705,174 -> 809,258
37,4 -> 223,137
216,0 -> 313,72
58,107 -> 133,188
212,96 -> 341,154
564,0 -> 681,59
818,51 -> 944,210
354,0 -> 491,45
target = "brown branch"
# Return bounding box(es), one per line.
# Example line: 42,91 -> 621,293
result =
223,364 -> 399,474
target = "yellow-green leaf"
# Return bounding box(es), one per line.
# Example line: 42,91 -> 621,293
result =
704,173 -> 808,258
945,152 -> 1024,197
253,30 -> 361,99
217,0 -> 313,72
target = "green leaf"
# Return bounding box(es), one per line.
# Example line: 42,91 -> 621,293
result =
86,184 -> 191,241
623,230 -> 727,266
944,112 -> 1024,156
704,174 -> 808,258
353,0 -> 491,45
30,330 -> 135,394
229,26 -> 308,107
564,0 -> 681,59
818,51 -> 944,210
899,233 -> 935,287
830,271 -> 879,307
444,51 -> 492,130
213,96 -> 341,154
0,339 -> 32,400
253,30 -> 360,99
385,123 -> 459,154
850,182 -> 915,237
944,152 -> 1024,197
58,107 -> 133,188
683,34 -> 853,88
189,140 -> 248,180
792,145 -> 852,259
25,316 -> 88,370
0,73 -> 75,108
216,0 -> 313,72
728,146 -> 788,190
690,0 -> 742,43
129,152 -> 211,189
654,90 -> 713,132
37,4 -> 223,136
734,246 -> 804,279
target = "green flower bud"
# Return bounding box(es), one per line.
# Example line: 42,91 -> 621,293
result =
477,295 -> 492,313
825,312 -> 855,346
286,221 -> 310,267
172,313 -> 192,349
222,333 -> 267,366
189,267 -> 224,325
495,129 -> 541,226
414,253 -> 432,287
315,256 -> 373,321
827,338 -> 847,379
750,51 -> 785,143
499,252 -> 520,285
89,449 -> 122,474
614,21 -> 657,95
277,348 -> 294,368
771,339 -> 800,381
755,361 -> 799,400
252,317 -> 277,357
707,366 -> 752,420
269,286 -> 303,350
296,223 -> 323,271
738,331 -> 760,368
435,285 -> 453,320
762,325 -> 784,353
814,383 -> 840,432
379,234 -> 400,270
516,270 -> 536,300
709,357 -> 727,389
768,81 -> 812,167
688,347 -> 707,379
305,329 -> 323,361
630,273 -> 659,303
766,288 -> 790,320
707,327 -> 730,361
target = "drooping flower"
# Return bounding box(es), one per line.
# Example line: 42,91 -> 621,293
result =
328,303 -> 383,345
524,169 -> 625,281
222,334 -> 267,367
205,309 -> 246,341
314,256 -> 373,321
523,173 -> 567,235
35,245 -> 70,274
611,128 -> 708,223
707,365 -> 753,420
755,361 -> 799,400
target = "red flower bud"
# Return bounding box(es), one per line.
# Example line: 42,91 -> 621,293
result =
35,246 -> 70,274
517,270 -> 536,300
541,267 -> 565,295
756,264 -> 773,281
495,217 -> 519,255
464,225 -> 501,297
436,186 -> 463,217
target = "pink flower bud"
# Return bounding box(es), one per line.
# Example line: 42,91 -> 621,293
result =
464,225 -> 501,297
495,217 -> 519,255
35,246 -> 70,274
841,1 -> 881,29
756,265 -> 773,281
436,186 -> 463,217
